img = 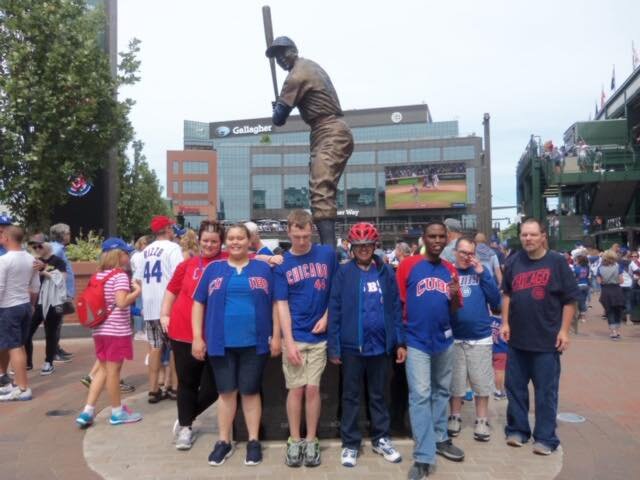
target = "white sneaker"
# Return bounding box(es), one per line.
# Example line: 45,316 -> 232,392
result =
41,362 -> 54,376
0,386 -> 32,401
176,427 -> 194,450
473,418 -> 491,442
372,437 -> 402,463
134,331 -> 147,341
341,447 -> 358,467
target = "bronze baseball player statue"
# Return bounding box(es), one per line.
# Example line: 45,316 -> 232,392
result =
266,36 -> 354,247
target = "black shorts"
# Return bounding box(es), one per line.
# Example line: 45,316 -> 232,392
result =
0,303 -> 32,350
209,347 -> 268,395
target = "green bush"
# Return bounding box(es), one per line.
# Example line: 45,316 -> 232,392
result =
66,231 -> 103,262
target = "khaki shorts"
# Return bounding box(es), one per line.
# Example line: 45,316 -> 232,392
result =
451,342 -> 494,397
282,340 -> 327,389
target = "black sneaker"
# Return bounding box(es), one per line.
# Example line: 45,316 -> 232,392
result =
53,353 -> 72,364
407,461 -> 430,479
436,439 -> 465,462
0,374 -> 10,387
57,348 -> 74,358
119,381 -> 135,393
208,441 -> 233,466
244,439 -> 262,466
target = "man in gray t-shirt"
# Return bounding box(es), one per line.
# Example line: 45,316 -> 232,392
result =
0,226 -> 40,401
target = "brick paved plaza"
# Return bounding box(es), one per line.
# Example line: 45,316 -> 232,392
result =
2,301 -> 639,479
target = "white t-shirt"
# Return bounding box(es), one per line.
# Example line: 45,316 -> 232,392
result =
0,250 -> 41,308
133,239 -> 183,320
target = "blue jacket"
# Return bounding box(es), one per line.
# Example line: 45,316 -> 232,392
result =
452,267 -> 501,340
328,257 -> 403,359
193,259 -> 273,356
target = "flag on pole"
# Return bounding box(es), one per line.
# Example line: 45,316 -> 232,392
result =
600,85 -> 606,109
633,41 -> 639,70
610,65 -> 615,90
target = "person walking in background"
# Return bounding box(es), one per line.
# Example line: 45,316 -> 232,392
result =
24,236 -> 66,375
49,223 -> 75,362
500,218 -> 578,456
245,221 -> 274,255
75,238 -> 142,427
490,309 -> 508,400
448,237 -> 501,443
619,252 -> 634,326
0,226 -> 40,401
629,250 -> 640,323
441,218 -> 463,263
273,209 -> 337,468
0,214 -> 14,388
397,221 -> 464,480
573,255 -> 591,323
160,220 -> 225,450
328,223 -> 404,468
597,250 -> 626,339
191,224 -> 277,467
133,216 -> 184,404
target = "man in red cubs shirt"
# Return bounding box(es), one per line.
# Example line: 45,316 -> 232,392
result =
396,221 -> 464,480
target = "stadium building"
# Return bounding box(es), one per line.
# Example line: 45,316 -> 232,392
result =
167,104 -> 493,243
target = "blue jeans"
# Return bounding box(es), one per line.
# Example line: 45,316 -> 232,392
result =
577,286 -> 589,313
505,346 -> 561,450
340,353 -> 391,449
406,345 -> 453,465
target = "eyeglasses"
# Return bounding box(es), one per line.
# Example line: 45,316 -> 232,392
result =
29,243 -> 43,250
456,250 -> 474,257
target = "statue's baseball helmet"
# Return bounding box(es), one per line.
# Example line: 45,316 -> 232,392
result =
266,36 -> 297,57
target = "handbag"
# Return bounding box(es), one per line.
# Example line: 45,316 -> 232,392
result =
62,300 -> 76,315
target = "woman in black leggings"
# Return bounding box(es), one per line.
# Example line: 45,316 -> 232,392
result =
160,221 -> 224,450
25,240 -> 67,375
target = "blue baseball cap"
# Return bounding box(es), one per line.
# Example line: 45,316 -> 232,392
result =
173,224 -> 186,238
102,237 -> 134,254
0,214 -> 12,225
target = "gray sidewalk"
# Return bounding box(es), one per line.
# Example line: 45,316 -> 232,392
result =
83,391 -> 562,480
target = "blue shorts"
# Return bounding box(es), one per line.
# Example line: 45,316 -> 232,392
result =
0,303 -> 32,350
209,347 -> 268,395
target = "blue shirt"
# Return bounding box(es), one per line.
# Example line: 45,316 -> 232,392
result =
274,244 -> 337,343
193,259 -> 273,356
360,268 -> 386,356
51,241 -> 75,297
490,316 -> 508,354
573,265 -> 590,286
0,246 -> 6,256
223,270 -> 257,347
452,267 -> 501,341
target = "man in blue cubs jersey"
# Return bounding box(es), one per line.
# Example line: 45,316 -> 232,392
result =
396,221 -> 464,480
273,210 -> 337,467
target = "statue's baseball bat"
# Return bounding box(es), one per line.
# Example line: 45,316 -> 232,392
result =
262,5 -> 279,102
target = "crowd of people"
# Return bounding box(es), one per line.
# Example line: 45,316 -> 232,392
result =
2,210 -> 637,479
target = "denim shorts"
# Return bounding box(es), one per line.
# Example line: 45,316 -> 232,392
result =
209,347 -> 268,395
0,303 -> 32,350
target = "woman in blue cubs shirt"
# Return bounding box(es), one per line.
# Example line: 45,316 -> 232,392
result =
192,224 -> 276,467
328,223 -> 405,468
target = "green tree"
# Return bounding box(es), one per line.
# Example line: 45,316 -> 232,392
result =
0,0 -> 130,229
117,139 -> 171,241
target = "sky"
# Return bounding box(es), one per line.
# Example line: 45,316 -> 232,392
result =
117,0 -> 640,228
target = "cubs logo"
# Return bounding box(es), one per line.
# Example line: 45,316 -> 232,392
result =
461,285 -> 472,298
208,277 -> 223,295
531,286 -> 546,300
249,277 -> 269,294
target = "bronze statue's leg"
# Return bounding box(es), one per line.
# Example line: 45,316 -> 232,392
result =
309,120 -> 353,220
309,120 -> 353,247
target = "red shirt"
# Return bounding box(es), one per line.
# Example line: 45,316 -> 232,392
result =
167,252 -> 228,343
